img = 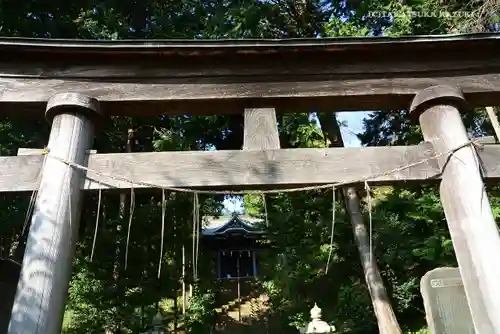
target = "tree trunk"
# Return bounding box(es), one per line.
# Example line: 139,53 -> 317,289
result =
317,112 -> 402,334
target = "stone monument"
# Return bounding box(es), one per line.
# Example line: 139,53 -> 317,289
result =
299,303 -> 335,333
420,267 -> 475,334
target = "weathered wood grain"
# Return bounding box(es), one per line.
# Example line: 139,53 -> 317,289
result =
8,93 -> 98,334
411,85 -> 500,334
2,73 -> 500,117
2,56 -> 499,79
243,108 -> 280,150
3,142 -> 500,193
2,34 -> 500,116
0,142 -> 489,192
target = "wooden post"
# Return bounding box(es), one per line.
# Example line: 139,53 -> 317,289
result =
240,107 -> 279,324
242,108 -> 280,151
410,85 -> 500,334
8,93 -> 101,334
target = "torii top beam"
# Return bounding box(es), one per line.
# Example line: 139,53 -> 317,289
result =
1,33 -> 500,118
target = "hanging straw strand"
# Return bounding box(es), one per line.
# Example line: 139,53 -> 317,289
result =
365,181 -> 373,265
194,192 -> 200,281
325,186 -> 336,274
192,192 -> 201,281
21,185 -> 39,236
20,152 -> 48,237
90,188 -> 102,261
124,186 -> 135,271
158,189 -> 167,279
192,194 -> 196,281
261,193 -> 269,227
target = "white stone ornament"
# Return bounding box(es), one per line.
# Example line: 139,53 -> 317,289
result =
299,303 -> 336,333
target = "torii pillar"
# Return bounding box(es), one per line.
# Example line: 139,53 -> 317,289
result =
410,85 -> 500,334
8,93 -> 101,334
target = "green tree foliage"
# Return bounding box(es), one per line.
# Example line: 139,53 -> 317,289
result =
183,285 -> 217,334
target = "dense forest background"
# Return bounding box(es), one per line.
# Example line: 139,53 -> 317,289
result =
0,0 -> 500,333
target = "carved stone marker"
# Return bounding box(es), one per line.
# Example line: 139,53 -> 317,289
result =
420,267 -> 475,334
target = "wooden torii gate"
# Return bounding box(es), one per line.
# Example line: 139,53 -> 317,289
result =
2,34 -> 500,333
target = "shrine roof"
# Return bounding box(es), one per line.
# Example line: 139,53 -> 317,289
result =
202,215 -> 264,236
0,32 -> 499,57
